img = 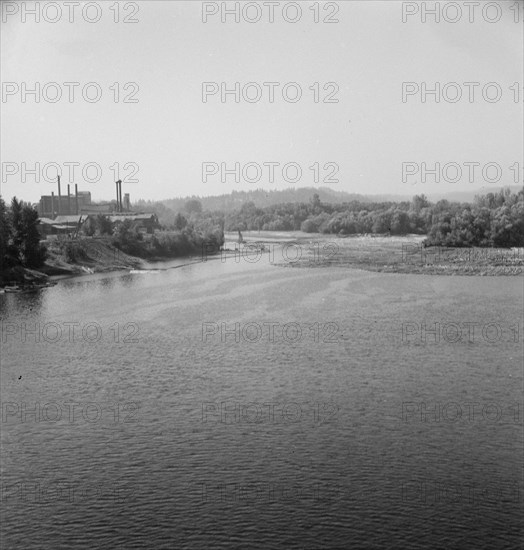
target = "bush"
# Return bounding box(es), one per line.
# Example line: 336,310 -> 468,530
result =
301,219 -> 317,233
62,241 -> 87,263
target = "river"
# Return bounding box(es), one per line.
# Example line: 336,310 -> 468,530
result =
1,256 -> 523,549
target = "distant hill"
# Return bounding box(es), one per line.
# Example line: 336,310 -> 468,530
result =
159,187 -> 369,212
147,185 -> 522,213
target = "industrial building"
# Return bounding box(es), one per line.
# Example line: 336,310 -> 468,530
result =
37,178 -> 134,218
37,215 -> 84,237
38,178 -> 134,218
37,182 -> 92,218
36,178 -> 158,238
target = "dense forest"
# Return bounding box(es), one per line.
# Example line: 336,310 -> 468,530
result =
222,188 -> 524,247
134,185 -> 522,219
138,187 -> 524,248
111,209 -> 224,259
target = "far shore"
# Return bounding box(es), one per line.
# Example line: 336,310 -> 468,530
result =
225,232 -> 524,276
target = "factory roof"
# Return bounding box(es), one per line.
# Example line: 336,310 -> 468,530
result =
108,214 -> 156,222
39,215 -> 83,225
39,213 -> 155,225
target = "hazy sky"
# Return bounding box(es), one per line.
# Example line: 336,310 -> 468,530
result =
1,0 -> 522,202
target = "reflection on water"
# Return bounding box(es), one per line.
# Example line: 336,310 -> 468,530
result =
1,260 -> 523,549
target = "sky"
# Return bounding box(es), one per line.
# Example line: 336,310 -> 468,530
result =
1,0 -> 522,203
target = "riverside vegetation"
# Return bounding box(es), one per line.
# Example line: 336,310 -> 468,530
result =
0,196 -> 224,286
1,188 -> 523,285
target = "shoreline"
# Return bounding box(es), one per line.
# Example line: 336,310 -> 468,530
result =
0,253 -> 228,291
274,260 -> 523,276
2,234 -> 523,289
227,232 -> 524,277
0,237 -> 208,289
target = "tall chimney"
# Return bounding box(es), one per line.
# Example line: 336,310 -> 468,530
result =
119,180 -> 123,212
57,175 -> 61,216
67,184 -> 71,215
116,180 -> 120,212
51,192 -> 55,219
75,184 -> 79,215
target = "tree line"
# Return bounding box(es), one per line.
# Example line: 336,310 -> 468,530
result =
1,187 -> 523,277
0,197 -> 47,272
110,202 -> 224,259
219,188 -> 524,247
98,187 -> 524,248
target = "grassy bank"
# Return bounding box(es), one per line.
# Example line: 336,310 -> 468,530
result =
43,237 -> 145,275
1,228 -> 224,287
232,232 -> 524,276
0,238 -> 144,288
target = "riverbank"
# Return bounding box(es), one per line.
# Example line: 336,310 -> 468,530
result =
231,232 -> 524,276
0,235 -> 234,289
0,238 -> 145,289
2,233 -> 522,289
45,238 -> 145,274
0,265 -> 51,290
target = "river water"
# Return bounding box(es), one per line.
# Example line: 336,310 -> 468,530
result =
1,256 -> 523,549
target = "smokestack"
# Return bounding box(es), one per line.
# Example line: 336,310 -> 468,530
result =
57,175 -> 61,216
75,184 -> 79,215
116,180 -> 123,212
67,184 -> 71,215
124,193 -> 130,211
119,180 -> 123,212
51,192 -> 55,219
